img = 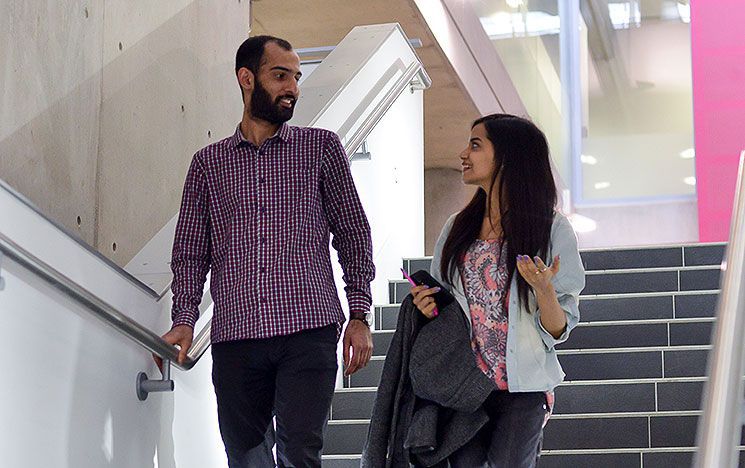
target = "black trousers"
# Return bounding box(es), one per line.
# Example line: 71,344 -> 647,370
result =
211,324 -> 339,468
442,391 -> 548,468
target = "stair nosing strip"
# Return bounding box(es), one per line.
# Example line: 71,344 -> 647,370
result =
323,446 -> 745,459
377,289 -> 721,307
336,376 -> 711,394
556,344 -> 710,355
575,317 -> 716,327
581,289 -> 720,299
541,446 -> 745,456
549,410 -> 702,420
584,265 -> 721,275
359,345 -> 711,361
327,410 -> 703,425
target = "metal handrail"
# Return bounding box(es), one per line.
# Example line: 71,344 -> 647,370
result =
695,150 -> 745,467
343,62 -> 431,156
0,179 -> 160,298
0,231 -> 210,371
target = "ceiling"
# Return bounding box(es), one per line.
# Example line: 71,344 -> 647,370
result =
250,0 -> 479,170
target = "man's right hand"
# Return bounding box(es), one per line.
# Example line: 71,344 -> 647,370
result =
154,324 -> 194,370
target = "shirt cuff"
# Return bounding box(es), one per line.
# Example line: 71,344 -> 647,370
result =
347,290 -> 372,317
172,308 -> 199,329
534,308 -> 572,351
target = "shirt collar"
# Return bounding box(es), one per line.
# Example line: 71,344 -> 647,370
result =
231,122 -> 294,148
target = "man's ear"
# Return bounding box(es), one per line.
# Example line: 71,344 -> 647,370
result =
237,67 -> 254,94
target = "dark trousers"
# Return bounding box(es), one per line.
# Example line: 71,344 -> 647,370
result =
445,391 -> 548,468
211,324 -> 339,468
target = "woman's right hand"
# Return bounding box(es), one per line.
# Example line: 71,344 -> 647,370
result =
411,285 -> 441,318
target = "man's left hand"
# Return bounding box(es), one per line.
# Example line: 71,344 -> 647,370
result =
343,319 -> 373,376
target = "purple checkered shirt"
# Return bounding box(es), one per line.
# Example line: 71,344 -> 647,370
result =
170,123 -> 375,343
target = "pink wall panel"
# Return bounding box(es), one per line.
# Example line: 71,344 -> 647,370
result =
692,1 -> 745,241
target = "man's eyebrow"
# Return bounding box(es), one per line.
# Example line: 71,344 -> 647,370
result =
270,66 -> 302,77
470,137 -> 482,142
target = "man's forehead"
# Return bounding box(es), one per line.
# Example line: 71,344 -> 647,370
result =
260,43 -> 300,72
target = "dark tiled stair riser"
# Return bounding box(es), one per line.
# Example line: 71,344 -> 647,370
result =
390,269 -> 722,303
331,381 -> 714,420
323,243 -> 729,467
402,244 -> 726,275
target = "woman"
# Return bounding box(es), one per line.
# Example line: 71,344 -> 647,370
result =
411,114 -> 585,467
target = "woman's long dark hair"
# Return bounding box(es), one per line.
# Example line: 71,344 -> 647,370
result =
440,114 -> 557,310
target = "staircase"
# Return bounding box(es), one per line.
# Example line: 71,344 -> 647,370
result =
322,243 -> 736,468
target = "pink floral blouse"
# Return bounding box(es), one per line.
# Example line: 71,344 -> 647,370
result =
460,238 -> 554,423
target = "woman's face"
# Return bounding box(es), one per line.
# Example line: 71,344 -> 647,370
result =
460,123 -> 497,190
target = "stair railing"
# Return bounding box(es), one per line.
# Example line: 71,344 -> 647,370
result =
0,230 -> 212,400
696,150 -> 745,467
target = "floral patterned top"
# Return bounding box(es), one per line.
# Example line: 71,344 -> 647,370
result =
460,238 -> 511,389
461,238 -> 554,424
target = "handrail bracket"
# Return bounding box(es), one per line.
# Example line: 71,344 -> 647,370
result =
137,359 -> 175,401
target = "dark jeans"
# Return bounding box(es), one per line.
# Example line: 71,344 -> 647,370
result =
211,324 -> 339,468
446,391 -> 548,468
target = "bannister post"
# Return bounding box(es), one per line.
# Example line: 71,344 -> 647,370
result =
695,152 -> 745,467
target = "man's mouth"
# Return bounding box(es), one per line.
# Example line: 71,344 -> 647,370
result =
279,97 -> 296,109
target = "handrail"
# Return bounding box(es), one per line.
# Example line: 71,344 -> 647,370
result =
343,62 -> 431,156
695,150 -> 745,468
0,179 -> 160,299
0,231 -> 210,371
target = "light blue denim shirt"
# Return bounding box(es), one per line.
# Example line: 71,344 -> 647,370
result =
430,211 -> 586,392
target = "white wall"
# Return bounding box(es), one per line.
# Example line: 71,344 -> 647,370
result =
346,87 -> 425,306
0,187 -> 226,468
328,85 -> 425,308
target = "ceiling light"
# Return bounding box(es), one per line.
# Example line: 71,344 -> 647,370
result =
594,182 -> 611,190
684,176 -> 696,186
568,213 -> 597,233
679,148 -> 695,159
506,0 -> 524,8
581,154 -> 598,165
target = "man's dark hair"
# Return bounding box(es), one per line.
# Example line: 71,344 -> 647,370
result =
235,35 -> 293,75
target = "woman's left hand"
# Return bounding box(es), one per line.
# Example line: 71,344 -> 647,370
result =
516,255 -> 560,294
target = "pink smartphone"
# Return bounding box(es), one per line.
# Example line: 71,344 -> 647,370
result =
401,268 -> 439,317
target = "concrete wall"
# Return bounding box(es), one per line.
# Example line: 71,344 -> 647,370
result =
424,167 -> 476,254
1,0 -> 250,265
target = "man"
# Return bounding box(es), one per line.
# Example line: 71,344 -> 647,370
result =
159,35 -> 375,467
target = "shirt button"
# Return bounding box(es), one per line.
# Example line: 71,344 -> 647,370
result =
261,297 -> 267,303
260,267 -> 267,273
261,237 -> 267,244
259,177 -> 265,183
260,206 -> 267,213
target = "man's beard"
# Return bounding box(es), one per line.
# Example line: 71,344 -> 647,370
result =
250,79 -> 295,124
